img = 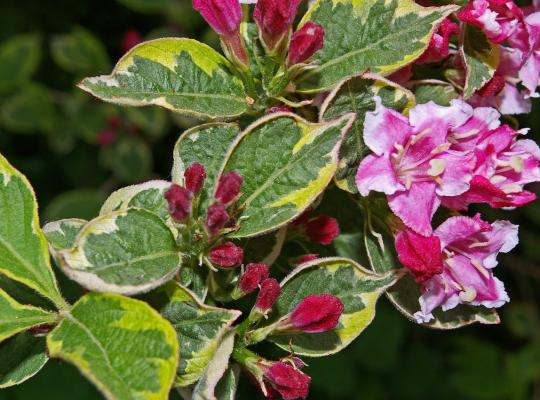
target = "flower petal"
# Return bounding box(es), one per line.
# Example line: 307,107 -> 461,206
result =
356,154 -> 403,196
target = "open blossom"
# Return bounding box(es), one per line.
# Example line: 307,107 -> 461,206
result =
396,214 -> 517,323
443,123 -> 540,209
260,361 -> 311,400
356,99 -> 475,235
458,0 -> 523,44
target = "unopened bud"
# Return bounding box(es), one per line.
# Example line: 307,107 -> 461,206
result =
261,361 -> 310,400
239,263 -> 269,294
290,294 -> 344,333
294,254 -> 319,266
254,0 -> 303,52
255,278 -> 281,311
184,162 -> 207,194
122,29 -> 142,53
193,0 -> 242,36
96,130 -> 116,147
164,184 -> 192,222
205,203 -> 230,235
287,22 -> 325,66
209,241 -> 244,268
215,171 -> 243,204
305,216 -> 340,245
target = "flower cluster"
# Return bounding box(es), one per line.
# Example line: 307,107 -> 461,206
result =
356,99 -> 539,319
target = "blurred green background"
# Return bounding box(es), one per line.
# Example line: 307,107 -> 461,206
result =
0,0 -> 539,399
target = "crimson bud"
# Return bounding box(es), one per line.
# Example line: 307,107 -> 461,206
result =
215,171 -> 243,204
239,263 -> 270,294
205,203 -> 229,235
254,0 -> 303,51
262,361 -> 310,400
290,294 -> 344,333
287,22 -> 325,66
164,184 -> 192,222
255,278 -> 281,311
305,216 -> 340,245
184,162 -> 207,194
209,241 -> 244,268
395,228 -> 443,283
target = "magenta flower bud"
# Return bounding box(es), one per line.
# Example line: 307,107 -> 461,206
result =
239,263 -> 269,294
255,278 -> 281,311
205,203 -> 229,235
254,0 -> 303,51
164,184 -> 192,222
193,0 -> 242,36
215,171 -> 243,204
122,29 -> 142,53
184,162 -> 207,194
290,294 -> 344,333
305,216 -> 340,245
267,104 -> 292,114
287,22 -> 325,66
294,254 -> 319,266
209,241 -> 243,268
262,361 -> 310,400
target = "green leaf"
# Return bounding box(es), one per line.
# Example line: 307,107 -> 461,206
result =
413,81 -> 459,105
51,26 -> 110,74
58,208 -> 181,295
192,331 -> 236,400
0,275 -> 54,311
320,73 -> 415,193
43,219 -> 87,256
100,180 -> 171,222
462,24 -> 499,99
0,83 -> 57,134
0,34 -> 41,93
264,257 -> 399,357
0,289 -> 57,343
0,332 -> 48,388
241,227 -> 286,266
149,282 -> 240,387
101,137 -> 153,184
214,365 -> 240,400
361,199 -> 501,329
296,0 -> 458,92
172,123 -> 240,213
43,189 -> 106,221
224,113 -> 355,238
124,107 -> 169,140
79,38 -> 248,120
47,293 -> 179,400
0,153 -> 67,309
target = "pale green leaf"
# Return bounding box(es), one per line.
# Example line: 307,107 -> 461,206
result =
296,0 -> 458,92
149,282 -> 240,387
79,38 -> 248,120
263,257 -> 400,357
47,293 -> 179,400
462,24 -> 499,99
224,113 -> 355,238
0,289 -> 57,343
0,332 -> 48,388
43,218 -> 87,256
58,208 -> 181,295
320,73 -> 414,193
0,153 -> 67,309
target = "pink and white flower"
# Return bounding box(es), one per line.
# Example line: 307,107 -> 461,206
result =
396,214 -> 517,323
356,99 -> 475,235
457,0 -> 523,44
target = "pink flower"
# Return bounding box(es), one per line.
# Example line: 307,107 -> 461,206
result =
304,216 -> 340,245
205,203 -> 229,235
239,263 -> 269,294
215,171 -> 243,204
193,0 -> 242,36
261,361 -> 311,400
290,294 -> 344,333
184,162 -> 206,194
444,123 -> 540,209
457,0 -> 523,44
209,241 -> 244,267
256,278 -> 281,311
407,214 -> 517,323
287,22 -> 325,66
164,184 -> 192,222
416,19 -> 460,64
254,0 -> 303,51
355,99 -> 475,235
395,229 -> 443,282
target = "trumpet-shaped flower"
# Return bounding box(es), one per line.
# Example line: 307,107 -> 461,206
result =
356,99 -> 475,235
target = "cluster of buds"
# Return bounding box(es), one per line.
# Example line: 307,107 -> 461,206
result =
164,162 -> 207,223
193,0 -> 325,70
290,210 -> 340,245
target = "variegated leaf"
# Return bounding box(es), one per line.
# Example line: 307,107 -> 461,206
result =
320,73 -> 415,193
224,113 -> 355,238
296,0 -> 458,92
43,218 -> 87,257
79,38 -> 248,120
462,24 -> 500,99
240,227 -> 286,266
0,153 -> 67,309
58,208 -> 181,295
0,332 -> 48,388
264,257 -> 399,357
148,282 -> 240,387
0,289 -> 57,343
47,293 -> 179,400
